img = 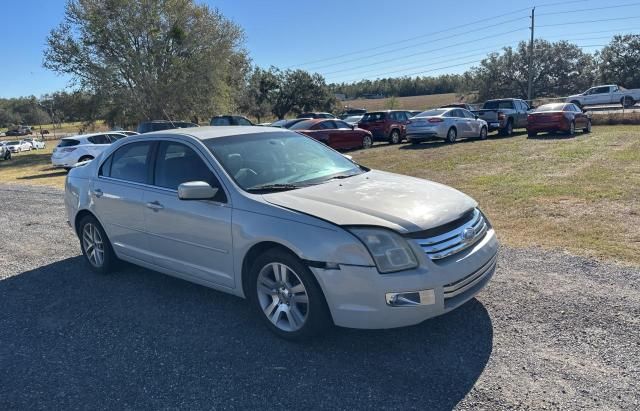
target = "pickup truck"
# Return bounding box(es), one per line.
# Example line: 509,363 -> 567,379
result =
473,98 -> 530,135
566,85 -> 640,108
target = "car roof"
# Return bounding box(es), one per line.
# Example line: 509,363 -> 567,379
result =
134,125 -> 288,141
62,131 -> 123,140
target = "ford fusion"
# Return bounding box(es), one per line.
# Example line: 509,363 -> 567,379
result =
65,126 -> 498,339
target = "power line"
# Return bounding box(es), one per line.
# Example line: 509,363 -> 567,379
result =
327,44 -> 607,84
304,15 -> 528,72
283,11 -> 530,69
321,27 -> 526,77
538,15 -> 640,27
537,1 -> 640,16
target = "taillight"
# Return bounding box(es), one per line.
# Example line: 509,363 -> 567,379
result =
428,118 -> 444,123
61,147 -> 77,153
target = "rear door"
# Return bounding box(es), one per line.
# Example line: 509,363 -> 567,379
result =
93,141 -> 155,263
360,112 -> 386,140
450,109 -> 470,137
143,140 -> 234,288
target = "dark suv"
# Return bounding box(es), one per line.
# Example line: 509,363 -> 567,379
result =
210,115 -> 254,126
357,110 -> 412,144
136,120 -> 199,134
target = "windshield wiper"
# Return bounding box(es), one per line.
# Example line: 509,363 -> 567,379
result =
246,183 -> 302,193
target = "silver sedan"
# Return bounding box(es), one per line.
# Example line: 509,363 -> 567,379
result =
406,108 -> 488,144
65,126 -> 498,340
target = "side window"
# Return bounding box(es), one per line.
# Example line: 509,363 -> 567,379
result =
317,121 -> 336,130
334,120 -> 350,129
107,142 -> 152,184
212,117 -> 231,126
91,134 -> 110,145
594,87 -> 610,94
154,142 -> 226,202
462,109 -> 475,119
237,117 -> 252,126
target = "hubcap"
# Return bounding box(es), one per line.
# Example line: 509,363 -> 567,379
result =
256,262 -> 309,332
448,129 -> 456,142
363,136 -> 372,148
82,223 -> 105,268
391,132 -> 399,144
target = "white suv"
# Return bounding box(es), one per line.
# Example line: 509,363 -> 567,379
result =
52,132 -> 129,171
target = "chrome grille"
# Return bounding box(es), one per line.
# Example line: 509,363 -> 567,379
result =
413,209 -> 488,260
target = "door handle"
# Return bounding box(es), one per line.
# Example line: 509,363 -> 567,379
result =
93,188 -> 103,198
146,201 -> 164,211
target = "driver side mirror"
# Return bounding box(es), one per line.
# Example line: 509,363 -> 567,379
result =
350,124 -> 356,130
178,181 -> 218,200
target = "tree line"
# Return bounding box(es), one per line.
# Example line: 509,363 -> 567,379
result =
2,0 -> 639,129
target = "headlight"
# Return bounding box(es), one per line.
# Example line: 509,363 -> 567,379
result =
349,228 -> 418,273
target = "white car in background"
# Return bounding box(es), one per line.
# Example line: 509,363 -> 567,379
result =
51,132 -> 129,171
4,140 -> 32,153
23,138 -> 46,150
406,108 -> 489,144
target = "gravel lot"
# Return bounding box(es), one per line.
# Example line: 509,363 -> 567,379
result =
0,184 -> 638,410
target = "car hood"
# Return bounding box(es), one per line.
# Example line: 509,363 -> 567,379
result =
263,170 -> 477,234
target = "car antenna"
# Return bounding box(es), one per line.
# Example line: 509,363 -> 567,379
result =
162,109 -> 176,128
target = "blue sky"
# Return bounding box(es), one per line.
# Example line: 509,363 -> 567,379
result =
0,0 -> 638,98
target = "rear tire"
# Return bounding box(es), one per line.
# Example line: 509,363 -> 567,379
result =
527,131 -> 537,138
446,127 -> 457,143
249,248 -> 332,340
621,96 -> 635,108
78,215 -> 117,275
500,119 -> 514,136
389,129 -> 400,144
568,121 -> 576,136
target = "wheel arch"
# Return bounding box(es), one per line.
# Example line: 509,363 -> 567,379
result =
74,209 -> 99,236
241,241 -> 300,299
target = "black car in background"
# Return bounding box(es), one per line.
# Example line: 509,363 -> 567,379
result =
210,115 -> 254,126
296,112 -> 336,119
136,120 -> 199,134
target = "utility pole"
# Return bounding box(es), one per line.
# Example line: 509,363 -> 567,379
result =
527,7 -> 535,103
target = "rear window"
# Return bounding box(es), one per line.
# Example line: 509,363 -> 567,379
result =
58,139 -> 80,147
535,104 -> 566,112
415,109 -> 447,117
360,112 -> 386,122
483,100 -> 515,110
289,120 -> 318,130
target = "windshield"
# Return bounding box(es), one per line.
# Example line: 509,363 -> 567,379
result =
415,109 -> 447,117
205,131 -> 364,191
535,104 -> 565,112
6,141 -> 19,145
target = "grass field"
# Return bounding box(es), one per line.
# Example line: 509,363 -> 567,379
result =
342,93 -> 466,111
1,121 -> 109,139
1,125 -> 638,265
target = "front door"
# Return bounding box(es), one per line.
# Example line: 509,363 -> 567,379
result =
93,141 -> 155,262
143,140 -> 234,288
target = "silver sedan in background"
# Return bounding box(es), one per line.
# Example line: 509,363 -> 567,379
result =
406,108 -> 488,144
64,126 -> 498,340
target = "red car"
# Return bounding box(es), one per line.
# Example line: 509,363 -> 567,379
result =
289,119 -> 373,150
356,110 -> 412,144
527,103 -> 592,137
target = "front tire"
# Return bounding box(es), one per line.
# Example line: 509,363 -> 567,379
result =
583,119 -> 592,133
445,127 -> 457,143
479,126 -> 488,140
249,248 -> 331,340
389,129 -> 400,144
78,215 -> 117,275
527,131 -> 537,138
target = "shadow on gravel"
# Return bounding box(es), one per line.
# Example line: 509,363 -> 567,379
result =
0,257 -> 493,410
17,170 -> 68,180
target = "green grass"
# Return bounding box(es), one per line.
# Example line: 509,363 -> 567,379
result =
0,140 -> 67,188
351,125 -> 640,265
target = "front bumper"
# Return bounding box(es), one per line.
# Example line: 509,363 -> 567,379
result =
312,229 -> 498,329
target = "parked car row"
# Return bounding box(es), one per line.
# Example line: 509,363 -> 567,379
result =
51,131 -> 138,171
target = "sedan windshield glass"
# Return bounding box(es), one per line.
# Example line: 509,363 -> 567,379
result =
415,109 -> 447,117
6,141 -> 19,145
205,131 -> 364,191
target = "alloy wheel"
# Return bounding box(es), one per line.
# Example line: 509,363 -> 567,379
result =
82,223 -> 105,268
390,130 -> 400,144
363,135 -> 372,149
256,262 -> 309,332
447,128 -> 457,143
